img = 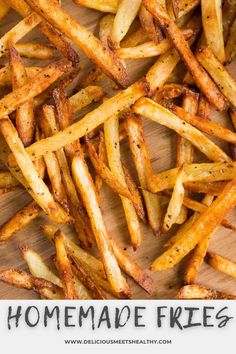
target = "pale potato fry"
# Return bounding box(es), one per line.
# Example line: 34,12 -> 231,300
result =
72,156 -> 130,296
99,14 -> 115,46
206,252 -> 236,278
34,127 -> 46,180
222,0 -> 236,42
151,177 -> 236,271
139,4 -> 163,44
70,86 -> 105,114
172,0 -> 200,19
54,230 -> 78,299
74,0 -> 119,13
197,46 -> 236,108
144,0 -> 228,111
225,17 -> 236,63
104,115 -> 142,250
0,66 -> 41,87
176,284 -> 236,299
12,42 -> 54,60
109,0 -> 142,48
0,0 -> 10,21
26,0 -> 129,87
0,201 -> 41,242
201,0 -> 225,62
126,113 -> 162,235
132,98 -> 230,163
0,119 -> 72,224
8,43 -> 35,147
121,28 -> 149,48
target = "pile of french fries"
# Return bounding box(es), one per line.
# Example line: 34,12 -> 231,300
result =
0,0 -> 236,300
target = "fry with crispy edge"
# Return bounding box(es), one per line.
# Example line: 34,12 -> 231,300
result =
12,42 -> 54,60
104,115 -> 142,250
197,46 -> 236,108
126,113 -> 161,235
121,28 -> 149,48
94,131 -> 106,193
0,201 -> 41,242
151,177 -> 236,271
139,4 -> 163,44
0,0 -> 10,21
25,0 -> 129,87
143,0 -> 228,111
99,14 -> 115,46
176,284 -> 236,299
72,156 -> 130,296
70,86 -> 105,115
206,252 -> 236,279
185,181 -> 227,195
197,94 -> 210,120
172,0 -> 200,19
201,0 -> 225,62
0,269 -> 64,299
0,66 -> 41,87
225,17 -> 236,63
74,0 -> 119,13
132,98 -> 230,163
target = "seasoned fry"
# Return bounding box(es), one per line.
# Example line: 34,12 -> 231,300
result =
185,181 -> 227,195
225,17 -> 236,63
72,156 -> 130,296
172,0 -> 200,19
0,0 -> 10,21
70,86 -> 105,114
94,131 -> 106,193
121,28 -> 149,48
153,83 -> 189,104
104,115 -> 142,250
0,201 -> 41,242
0,66 -> 41,87
132,98 -> 230,163
197,46 -> 236,108
151,177 -> 236,271
79,67 -> 103,88
201,0 -> 225,62
25,0 -> 129,88
139,4 -> 163,44
176,284 -> 236,299
74,0 -> 119,13
12,42 -> 54,60
99,14 -> 115,46
222,0 -> 236,42
143,0 -> 228,111
197,94 -> 210,120
126,114 -> 162,235
206,252 -> 236,278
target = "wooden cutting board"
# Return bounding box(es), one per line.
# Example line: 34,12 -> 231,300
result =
0,0 -> 236,299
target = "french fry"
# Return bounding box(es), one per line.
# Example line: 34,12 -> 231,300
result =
74,0 -> 119,13
197,46 -> 236,108
143,0 -> 228,111
72,155 -> 131,296
0,0 -> 10,21
201,0 -> 225,62
197,94 -> 210,120
12,42 -> 54,60
69,86 -> 105,114
222,0 -> 236,42
0,118 -> 72,224
104,115 -> 142,250
79,67 -> 103,88
0,201 -> 41,242
0,66 -> 41,87
99,14 -> 115,46
126,114 -> 162,235
25,0 -> 129,88
94,131 -> 106,193
8,43 -> 35,147
176,284 -> 236,299
153,83 -> 189,103
0,171 -> 19,188
139,4 -> 163,44
121,28 -> 149,48
185,181 -> 227,195
172,0 -> 200,19
206,252 -> 236,279
54,230 -> 78,299
151,177 -> 236,271
109,0 -> 142,48
34,127 -> 46,180
225,17 -> 236,63
132,98 -> 230,163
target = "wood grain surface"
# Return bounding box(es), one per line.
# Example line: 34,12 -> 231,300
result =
0,1 -> 236,299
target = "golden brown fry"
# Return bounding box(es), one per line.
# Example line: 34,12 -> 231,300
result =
72,155 -> 130,296
132,98 -> 230,163
94,131 -> 106,193
201,0 -> 225,62
34,127 -> 46,180
70,86 -> 105,114
74,0 -> 119,13
0,171 -> 19,188
0,66 -> 41,87
0,201 -> 41,242
153,83 -> 189,103
185,181 -> 227,195
225,17 -> 236,63
206,252 -> 236,278
143,0 -> 228,111
197,46 -> 236,108
0,0 -> 10,21
54,230 -> 78,299
139,4 -> 163,44
12,42 -> 54,60
197,94 -> 210,120
99,13 -> 115,46
176,284 -> 236,299
172,0 -> 200,19
151,177 -> 236,271
79,67 -> 103,89
26,0 -> 129,87
223,0 -> 236,42
121,28 -> 149,48
104,115 -> 142,250
126,114 -> 161,235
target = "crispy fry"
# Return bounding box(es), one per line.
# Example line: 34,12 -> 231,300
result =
70,86 -> 105,114
74,0 -> 119,13
206,252 -> 236,278
151,177 -> 236,271
143,0 -> 228,111
153,83 -> 189,104
185,181 -> 227,195
225,17 -> 236,63
121,28 -> 149,48
176,284 -> 236,299
197,46 -> 236,108
132,98 -> 230,163
222,0 -> 236,42
126,114 -> 162,235
25,0 -> 129,88
0,0 -> 10,21
94,131 -> 106,193
0,201 -> 41,242
0,66 -> 41,87
104,115 -> 142,250
197,94 -> 210,120
99,14 -> 115,46
72,155 -> 130,296
172,0 -> 200,19
12,42 -> 54,60
79,67 -> 103,88
139,4 -> 163,44
34,127 -> 46,180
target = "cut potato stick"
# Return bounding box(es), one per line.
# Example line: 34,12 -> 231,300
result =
25,0 -> 129,88
0,0 -> 10,21
74,0 -> 119,13
109,0 -> 142,48
104,115 -> 142,250
197,46 -> 236,108
197,94 -> 210,120
144,0 -> 228,111
99,14 -> 115,46
8,43 -> 35,147
0,201 -> 41,242
54,230 -> 78,299
72,156 -> 130,296
94,131 -> 106,193
0,269 -> 64,299
153,83 -> 189,104
223,0 -> 236,41
172,0 -> 200,19
0,66 -> 41,87
34,127 -> 46,180
132,98 -> 230,163
176,284 -> 236,299
70,86 -> 105,114
126,114 -> 162,235
139,4 -> 163,44
201,0 -> 225,62
185,181 -> 227,195
151,177 -> 236,271
79,67 -> 103,89
206,252 -> 236,278
0,119 -> 72,224
12,42 -> 54,60
225,17 -> 236,63
121,28 -> 149,48
0,171 -> 19,188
